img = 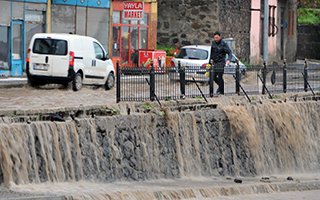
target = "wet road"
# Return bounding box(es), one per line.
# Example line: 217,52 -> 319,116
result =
0,85 -> 116,110
215,190 -> 320,200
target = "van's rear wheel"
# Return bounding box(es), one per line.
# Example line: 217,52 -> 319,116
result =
72,73 -> 82,91
28,77 -> 45,88
105,73 -> 115,90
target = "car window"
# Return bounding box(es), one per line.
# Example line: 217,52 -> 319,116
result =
176,48 -> 208,60
33,38 -> 67,55
93,42 -> 105,60
54,40 -> 68,55
226,54 -> 237,62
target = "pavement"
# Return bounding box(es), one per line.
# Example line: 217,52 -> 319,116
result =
0,76 -> 27,88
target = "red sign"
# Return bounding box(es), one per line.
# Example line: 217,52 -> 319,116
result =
123,2 -> 144,19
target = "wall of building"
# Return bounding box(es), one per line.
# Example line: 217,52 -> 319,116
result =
0,1 -> 47,73
157,0 -> 251,62
297,25 -> 320,60
250,0 -> 261,64
51,4 -> 110,50
158,0 -> 298,64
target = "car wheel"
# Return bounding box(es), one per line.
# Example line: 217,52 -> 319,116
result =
72,73 -> 82,91
105,73 -> 115,90
28,77 -> 45,88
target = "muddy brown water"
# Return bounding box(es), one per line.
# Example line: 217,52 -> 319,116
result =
0,86 -> 320,199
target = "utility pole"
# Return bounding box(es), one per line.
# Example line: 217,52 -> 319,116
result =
263,0 -> 269,63
46,0 -> 51,33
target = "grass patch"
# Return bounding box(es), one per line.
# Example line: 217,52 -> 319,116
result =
298,8 -> 320,25
157,44 -> 175,56
142,102 -> 154,110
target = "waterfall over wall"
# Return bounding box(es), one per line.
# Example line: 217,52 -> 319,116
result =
0,102 -> 319,187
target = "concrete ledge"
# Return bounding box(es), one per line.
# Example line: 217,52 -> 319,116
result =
7,179 -> 320,200
0,78 -> 27,88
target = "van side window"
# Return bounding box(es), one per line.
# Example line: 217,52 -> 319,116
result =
93,42 -> 105,60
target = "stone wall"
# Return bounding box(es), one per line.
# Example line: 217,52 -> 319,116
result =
157,0 -> 251,61
297,25 -> 320,60
1,101 -> 320,186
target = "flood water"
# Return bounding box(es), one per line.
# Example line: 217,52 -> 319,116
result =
0,99 -> 319,199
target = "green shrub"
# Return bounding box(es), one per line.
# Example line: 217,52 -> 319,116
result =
157,44 -> 175,56
298,8 -> 320,25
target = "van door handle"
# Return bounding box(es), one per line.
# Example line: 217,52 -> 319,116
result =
45,56 -> 49,63
92,60 -> 96,66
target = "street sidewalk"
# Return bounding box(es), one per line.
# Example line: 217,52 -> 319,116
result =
0,76 -> 28,88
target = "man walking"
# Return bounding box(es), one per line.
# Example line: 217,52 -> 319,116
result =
210,31 -> 232,95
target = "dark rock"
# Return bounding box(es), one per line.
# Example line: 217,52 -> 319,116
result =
287,176 -> 294,181
50,113 -> 65,122
234,178 -> 242,183
260,176 -> 271,183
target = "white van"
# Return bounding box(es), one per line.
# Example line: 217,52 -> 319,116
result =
27,33 -> 115,91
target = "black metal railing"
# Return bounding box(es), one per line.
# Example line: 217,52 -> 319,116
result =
116,60 -> 320,103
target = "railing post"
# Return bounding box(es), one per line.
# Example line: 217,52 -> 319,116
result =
209,59 -> 214,97
178,61 -> 186,99
304,59 -> 308,92
235,59 -> 240,95
150,61 -> 155,101
283,59 -> 287,93
262,61 -> 267,95
116,61 -> 121,103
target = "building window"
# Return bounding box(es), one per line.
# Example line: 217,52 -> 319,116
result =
112,11 -> 149,65
268,5 -> 277,37
25,10 -> 46,47
0,26 -> 9,70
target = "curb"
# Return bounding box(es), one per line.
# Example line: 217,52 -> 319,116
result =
69,181 -> 320,200
0,79 -> 28,89
7,180 -> 320,200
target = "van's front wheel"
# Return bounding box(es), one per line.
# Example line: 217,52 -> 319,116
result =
72,73 -> 83,91
105,73 -> 115,90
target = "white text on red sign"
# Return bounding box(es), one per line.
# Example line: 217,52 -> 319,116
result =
123,2 -> 143,11
124,11 -> 143,19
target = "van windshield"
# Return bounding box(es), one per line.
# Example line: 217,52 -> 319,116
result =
176,48 -> 208,60
33,38 -> 68,55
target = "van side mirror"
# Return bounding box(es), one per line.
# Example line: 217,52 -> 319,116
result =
102,53 -> 109,61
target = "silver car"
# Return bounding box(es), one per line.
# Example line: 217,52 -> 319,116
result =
169,45 -> 246,82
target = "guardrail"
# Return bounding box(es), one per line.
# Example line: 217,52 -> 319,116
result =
116,60 -> 320,103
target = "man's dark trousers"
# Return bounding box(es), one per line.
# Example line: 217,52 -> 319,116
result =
214,63 -> 225,94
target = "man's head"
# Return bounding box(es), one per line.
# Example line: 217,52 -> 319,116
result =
213,31 -> 222,43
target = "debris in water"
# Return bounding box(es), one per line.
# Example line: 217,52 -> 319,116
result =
260,177 -> 271,183
287,176 -> 294,181
234,178 -> 242,184
50,113 -> 65,122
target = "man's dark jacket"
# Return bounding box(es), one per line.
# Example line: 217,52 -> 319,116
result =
210,40 -> 232,64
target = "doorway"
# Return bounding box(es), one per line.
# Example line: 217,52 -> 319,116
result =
112,11 -> 149,66
10,20 -> 25,76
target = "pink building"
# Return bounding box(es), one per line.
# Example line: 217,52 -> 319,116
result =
250,0 -> 298,64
